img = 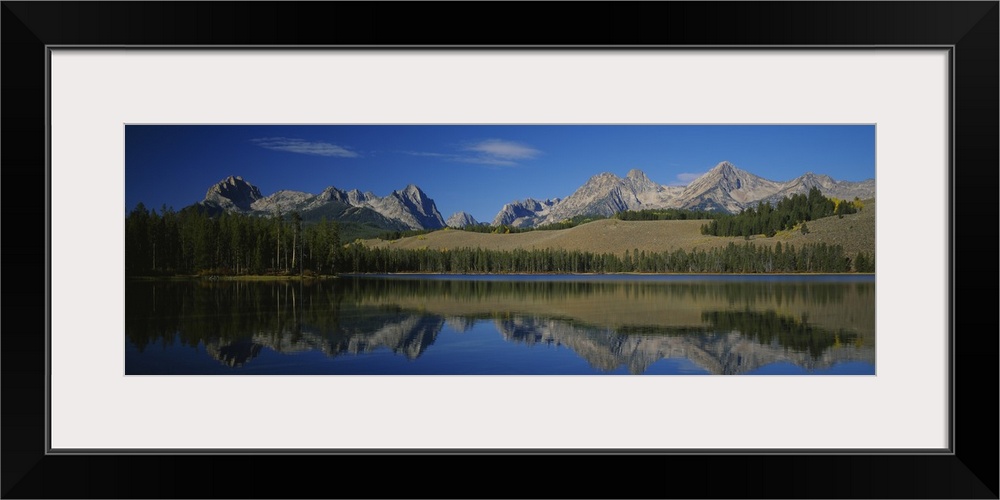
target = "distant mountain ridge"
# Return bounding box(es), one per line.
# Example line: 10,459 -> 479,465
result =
492,198 -> 560,227
494,161 -> 875,227
197,176 -> 446,230
193,162 -> 874,232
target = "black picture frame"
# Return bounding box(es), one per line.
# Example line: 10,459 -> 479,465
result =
3,2 -> 996,498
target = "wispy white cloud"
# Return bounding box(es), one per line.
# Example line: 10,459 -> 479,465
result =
405,139 -> 541,167
462,139 -> 540,162
458,156 -> 520,167
253,137 -> 359,158
666,171 -> 706,186
676,172 -> 704,183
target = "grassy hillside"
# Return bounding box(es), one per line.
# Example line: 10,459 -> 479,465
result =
364,200 -> 876,258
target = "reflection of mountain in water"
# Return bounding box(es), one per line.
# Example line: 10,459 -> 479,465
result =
126,277 -> 875,373
197,309 -> 872,374
493,311 -> 873,375
331,313 -> 443,359
445,316 -> 477,333
204,340 -> 263,368
200,313 -> 445,367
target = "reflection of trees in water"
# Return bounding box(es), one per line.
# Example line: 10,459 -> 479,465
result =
336,277 -> 869,308
703,309 -> 862,359
126,280 -> 448,366
345,277 -> 875,343
126,280 -> 345,354
126,278 -> 874,372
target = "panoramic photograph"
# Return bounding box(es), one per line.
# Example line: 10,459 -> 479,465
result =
125,125 -> 876,375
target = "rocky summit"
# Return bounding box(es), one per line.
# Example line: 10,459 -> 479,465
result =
492,198 -> 560,228
203,175 -> 264,211
446,211 -> 480,228
367,184 -> 447,230
675,161 -> 784,212
536,169 -> 684,225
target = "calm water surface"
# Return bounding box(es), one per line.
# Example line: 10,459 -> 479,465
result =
125,274 -> 875,375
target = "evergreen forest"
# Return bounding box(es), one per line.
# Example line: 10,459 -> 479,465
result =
125,197 -> 875,276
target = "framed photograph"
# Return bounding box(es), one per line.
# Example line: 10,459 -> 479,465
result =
4,2 -> 996,498
122,123 -> 879,377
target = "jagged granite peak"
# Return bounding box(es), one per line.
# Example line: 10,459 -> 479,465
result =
800,171 -> 834,183
625,168 -> 654,183
446,211 -> 480,228
624,168 -> 659,191
195,177 -> 446,230
538,168 -> 678,225
776,172 -> 839,196
306,186 -> 344,205
760,172 -> 876,206
203,175 -> 264,211
400,183 -> 424,198
345,189 -> 375,206
399,184 -> 445,229
392,184 -> 431,211
492,197 -> 560,227
677,161 -> 783,212
312,184 -> 445,230
250,190 -> 314,214
688,161 -> 773,193
347,184 -> 445,229
711,160 -> 737,173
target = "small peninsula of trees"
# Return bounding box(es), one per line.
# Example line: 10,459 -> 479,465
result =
700,188 -> 862,238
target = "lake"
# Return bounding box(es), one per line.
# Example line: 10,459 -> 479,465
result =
125,274 -> 875,375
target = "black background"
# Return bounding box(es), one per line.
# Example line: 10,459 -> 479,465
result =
3,2 -> 997,498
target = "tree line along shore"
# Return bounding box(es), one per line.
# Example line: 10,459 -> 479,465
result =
125,189 -> 875,277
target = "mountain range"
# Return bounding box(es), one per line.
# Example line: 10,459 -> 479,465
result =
199,175 -> 444,231
494,161 -> 875,227
193,162 -> 875,231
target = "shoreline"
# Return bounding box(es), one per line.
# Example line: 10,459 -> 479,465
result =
126,275 -> 339,281
127,271 -> 875,280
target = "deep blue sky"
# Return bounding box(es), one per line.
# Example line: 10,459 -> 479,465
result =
126,125 -> 875,223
